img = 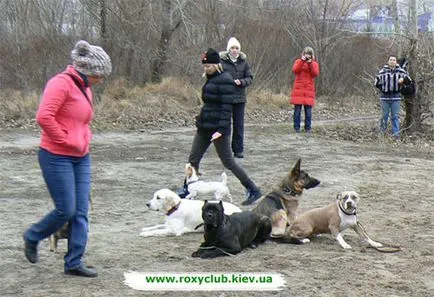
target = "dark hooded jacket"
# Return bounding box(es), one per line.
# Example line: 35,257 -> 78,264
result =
219,51 -> 253,103
195,71 -> 237,135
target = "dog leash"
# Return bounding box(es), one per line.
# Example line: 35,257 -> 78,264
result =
197,246 -> 236,257
357,222 -> 401,253
194,223 -> 204,230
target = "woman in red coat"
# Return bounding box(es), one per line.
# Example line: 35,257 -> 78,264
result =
289,47 -> 320,133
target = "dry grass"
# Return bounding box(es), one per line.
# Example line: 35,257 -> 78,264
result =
248,89 -> 289,109
93,77 -> 202,130
0,89 -> 39,128
0,77 -> 427,136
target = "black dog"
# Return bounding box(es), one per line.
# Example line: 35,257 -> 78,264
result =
192,201 -> 271,259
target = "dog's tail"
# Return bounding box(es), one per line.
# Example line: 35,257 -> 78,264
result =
221,172 -> 227,186
269,236 -> 305,245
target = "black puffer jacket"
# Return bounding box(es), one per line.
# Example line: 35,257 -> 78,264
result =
219,51 -> 253,103
195,71 -> 237,135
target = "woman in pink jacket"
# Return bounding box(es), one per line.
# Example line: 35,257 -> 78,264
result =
289,47 -> 320,133
23,40 -> 111,278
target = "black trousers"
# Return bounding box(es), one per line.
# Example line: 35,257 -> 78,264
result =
188,129 -> 255,188
231,103 -> 245,154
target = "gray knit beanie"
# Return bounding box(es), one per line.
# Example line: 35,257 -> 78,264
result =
71,40 -> 112,77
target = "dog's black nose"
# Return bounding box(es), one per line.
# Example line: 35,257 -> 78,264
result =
146,203 -> 150,207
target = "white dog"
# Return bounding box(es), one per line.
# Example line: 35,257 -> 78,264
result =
184,163 -> 232,202
140,189 -> 241,237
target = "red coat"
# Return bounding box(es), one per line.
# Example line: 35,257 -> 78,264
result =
289,59 -> 320,106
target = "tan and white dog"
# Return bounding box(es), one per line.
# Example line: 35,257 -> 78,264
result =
184,163 -> 232,202
281,191 -> 383,250
140,189 -> 241,237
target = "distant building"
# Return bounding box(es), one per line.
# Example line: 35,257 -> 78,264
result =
418,11 -> 434,32
344,6 -> 434,33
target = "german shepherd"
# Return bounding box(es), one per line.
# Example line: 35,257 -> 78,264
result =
252,159 -> 320,237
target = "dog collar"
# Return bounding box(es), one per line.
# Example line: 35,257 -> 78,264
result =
166,201 -> 181,216
283,186 -> 298,196
338,202 -> 356,216
187,180 -> 198,185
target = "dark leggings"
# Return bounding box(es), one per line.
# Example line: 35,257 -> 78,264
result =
188,130 -> 253,186
231,103 -> 245,154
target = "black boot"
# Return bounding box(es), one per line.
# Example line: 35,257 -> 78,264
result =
241,181 -> 262,206
23,233 -> 38,264
65,265 -> 98,277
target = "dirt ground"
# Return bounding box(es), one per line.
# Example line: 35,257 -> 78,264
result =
0,122 -> 433,297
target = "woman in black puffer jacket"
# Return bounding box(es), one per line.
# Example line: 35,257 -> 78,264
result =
186,48 -> 262,206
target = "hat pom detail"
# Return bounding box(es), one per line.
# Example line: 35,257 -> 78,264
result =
74,40 -> 91,56
71,40 -> 112,77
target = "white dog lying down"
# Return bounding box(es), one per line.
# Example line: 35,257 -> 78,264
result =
185,163 -> 232,202
140,189 -> 241,237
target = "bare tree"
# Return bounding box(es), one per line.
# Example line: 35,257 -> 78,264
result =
0,0 -> 431,134
404,0 -> 422,133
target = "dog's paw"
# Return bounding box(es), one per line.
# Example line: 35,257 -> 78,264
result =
139,232 -> 151,237
342,243 -> 352,249
367,239 -> 383,248
300,238 -> 310,244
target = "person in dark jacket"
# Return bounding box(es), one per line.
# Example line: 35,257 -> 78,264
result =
219,37 -> 253,159
187,48 -> 262,206
374,55 -> 411,138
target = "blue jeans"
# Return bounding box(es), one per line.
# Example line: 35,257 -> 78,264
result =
380,100 -> 401,136
24,148 -> 91,270
293,104 -> 312,131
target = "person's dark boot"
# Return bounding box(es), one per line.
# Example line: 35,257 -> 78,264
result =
65,265 -> 98,277
23,234 -> 38,264
241,181 -> 262,206
234,152 -> 244,159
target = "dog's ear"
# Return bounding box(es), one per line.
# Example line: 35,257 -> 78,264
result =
351,191 -> 360,202
336,192 -> 342,200
185,164 -> 192,176
162,196 -> 176,212
290,159 -> 301,178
